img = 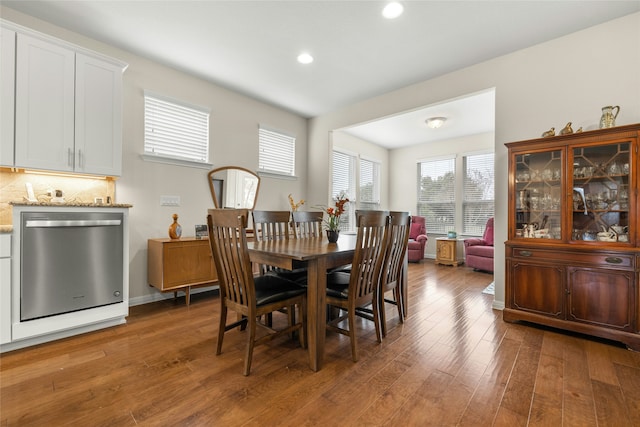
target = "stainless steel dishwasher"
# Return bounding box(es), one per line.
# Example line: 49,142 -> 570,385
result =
20,211 -> 124,321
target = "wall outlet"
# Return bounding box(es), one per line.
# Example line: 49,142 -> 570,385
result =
160,195 -> 180,206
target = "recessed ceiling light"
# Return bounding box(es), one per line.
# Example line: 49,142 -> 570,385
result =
426,117 -> 447,129
382,2 -> 404,19
297,52 -> 314,64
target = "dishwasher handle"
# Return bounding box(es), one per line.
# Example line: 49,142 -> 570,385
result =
25,219 -> 122,228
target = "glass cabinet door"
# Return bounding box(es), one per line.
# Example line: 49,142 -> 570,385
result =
571,142 -> 631,243
514,150 -> 562,239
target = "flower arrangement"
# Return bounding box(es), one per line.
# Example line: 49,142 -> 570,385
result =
319,192 -> 349,231
288,194 -> 305,211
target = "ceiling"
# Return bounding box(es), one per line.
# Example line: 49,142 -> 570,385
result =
3,1 -> 639,148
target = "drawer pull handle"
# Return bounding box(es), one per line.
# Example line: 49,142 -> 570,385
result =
605,257 -> 623,264
520,250 -> 532,257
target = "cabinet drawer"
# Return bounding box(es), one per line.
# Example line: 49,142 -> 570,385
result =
510,247 -> 634,269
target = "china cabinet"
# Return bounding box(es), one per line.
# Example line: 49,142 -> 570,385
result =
504,124 -> 640,351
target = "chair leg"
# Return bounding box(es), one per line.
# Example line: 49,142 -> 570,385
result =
216,305 -> 227,355
380,291 -> 388,338
243,317 -> 257,376
348,308 -> 358,362
394,287 -> 404,323
372,294 -> 382,344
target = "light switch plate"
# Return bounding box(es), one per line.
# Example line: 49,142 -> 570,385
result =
160,195 -> 180,206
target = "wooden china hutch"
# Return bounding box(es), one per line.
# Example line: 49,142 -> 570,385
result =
504,123 -> 640,351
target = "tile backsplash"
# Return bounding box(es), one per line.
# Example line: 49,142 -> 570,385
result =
0,169 -> 115,225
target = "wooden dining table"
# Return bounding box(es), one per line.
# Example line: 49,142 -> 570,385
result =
248,233 -> 409,372
247,233 -> 357,371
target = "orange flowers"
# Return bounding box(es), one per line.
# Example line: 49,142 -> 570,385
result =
320,192 -> 349,231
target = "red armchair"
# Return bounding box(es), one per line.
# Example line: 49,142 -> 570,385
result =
407,216 -> 428,262
464,217 -> 494,272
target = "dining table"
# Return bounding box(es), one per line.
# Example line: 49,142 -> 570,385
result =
247,233 -> 408,372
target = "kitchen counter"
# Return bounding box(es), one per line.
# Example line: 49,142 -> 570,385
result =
0,225 -> 12,234
10,201 -> 133,208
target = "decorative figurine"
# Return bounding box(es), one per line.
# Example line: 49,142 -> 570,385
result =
542,128 -> 555,138
559,122 -> 573,135
575,127 -> 583,133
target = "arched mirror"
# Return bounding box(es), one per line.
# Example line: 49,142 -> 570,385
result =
207,166 -> 260,209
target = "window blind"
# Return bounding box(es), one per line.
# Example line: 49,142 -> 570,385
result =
144,94 -> 209,163
418,158 -> 455,234
463,153 -> 495,235
258,127 -> 295,176
332,150 -> 356,231
360,157 -> 380,210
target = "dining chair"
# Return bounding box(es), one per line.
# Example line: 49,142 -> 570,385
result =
252,210 -> 292,275
325,210 -> 389,361
291,210 -> 324,238
379,211 -> 411,337
207,208 -> 306,376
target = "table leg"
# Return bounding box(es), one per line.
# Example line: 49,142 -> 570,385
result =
305,257 -> 326,372
401,256 -> 408,317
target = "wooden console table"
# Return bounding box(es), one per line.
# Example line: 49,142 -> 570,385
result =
147,237 -> 218,305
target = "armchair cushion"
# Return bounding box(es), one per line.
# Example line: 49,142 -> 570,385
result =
409,223 -> 422,240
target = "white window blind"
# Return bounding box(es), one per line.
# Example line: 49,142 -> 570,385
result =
463,153 -> 495,235
144,93 -> 209,163
359,158 -> 380,210
418,158 -> 455,234
332,150 -> 356,232
258,127 -> 295,176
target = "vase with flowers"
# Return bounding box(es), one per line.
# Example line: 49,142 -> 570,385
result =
318,192 -> 349,243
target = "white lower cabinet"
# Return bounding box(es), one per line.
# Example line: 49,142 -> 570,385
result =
0,234 -> 11,344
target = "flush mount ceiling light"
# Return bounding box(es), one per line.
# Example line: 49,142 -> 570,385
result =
297,52 -> 314,64
382,2 -> 404,19
426,117 -> 447,129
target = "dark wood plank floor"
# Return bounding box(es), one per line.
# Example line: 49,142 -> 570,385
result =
2,260 -> 640,426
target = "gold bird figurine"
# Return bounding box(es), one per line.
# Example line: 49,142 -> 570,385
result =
559,122 -> 573,135
542,127 -> 555,137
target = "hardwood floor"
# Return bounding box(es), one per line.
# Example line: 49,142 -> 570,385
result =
2,260 -> 640,426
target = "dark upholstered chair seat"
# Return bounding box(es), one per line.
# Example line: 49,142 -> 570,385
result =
254,274 -> 306,306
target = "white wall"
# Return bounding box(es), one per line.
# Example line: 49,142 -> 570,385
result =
1,7 -> 309,303
308,12 -> 640,308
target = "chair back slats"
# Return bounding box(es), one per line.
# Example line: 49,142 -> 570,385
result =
350,211 -> 389,303
207,208 -> 255,311
252,210 -> 291,241
384,212 -> 411,286
292,211 -> 324,238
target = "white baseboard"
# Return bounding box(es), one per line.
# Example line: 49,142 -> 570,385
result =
129,285 -> 219,307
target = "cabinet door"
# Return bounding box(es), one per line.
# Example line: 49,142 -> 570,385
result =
510,261 -> 564,318
1,27 -> 15,167
75,53 -> 123,176
437,240 -> 455,262
570,141 -> 632,244
513,149 -> 563,240
567,267 -> 635,331
164,241 -> 216,288
15,33 -> 75,172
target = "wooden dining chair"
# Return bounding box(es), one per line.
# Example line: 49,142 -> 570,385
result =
325,210 -> 389,361
207,208 -> 306,376
291,210 -> 324,238
252,210 -> 292,275
379,211 -> 411,337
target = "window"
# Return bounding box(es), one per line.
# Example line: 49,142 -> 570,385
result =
463,153 -> 495,235
332,150 -> 356,231
418,157 -> 455,234
417,152 -> 494,237
258,126 -> 296,177
331,150 -> 381,232
359,158 -> 380,211
143,92 -> 210,165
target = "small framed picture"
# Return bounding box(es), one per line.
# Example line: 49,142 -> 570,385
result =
195,224 -> 208,239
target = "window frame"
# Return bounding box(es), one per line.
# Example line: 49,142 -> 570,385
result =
258,125 -> 296,178
142,91 -> 212,169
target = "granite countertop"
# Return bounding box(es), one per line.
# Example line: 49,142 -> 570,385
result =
0,225 -> 13,234
10,201 -> 133,208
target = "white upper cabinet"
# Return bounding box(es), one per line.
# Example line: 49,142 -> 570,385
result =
9,26 -> 126,176
75,53 -> 123,176
15,33 -> 75,172
0,27 -> 16,167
